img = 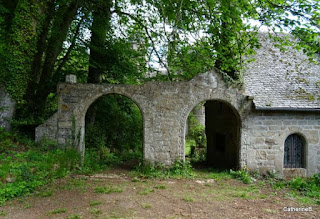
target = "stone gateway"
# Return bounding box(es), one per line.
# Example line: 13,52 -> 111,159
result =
36,35 -> 320,177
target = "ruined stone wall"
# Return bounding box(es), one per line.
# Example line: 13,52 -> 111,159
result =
36,71 -> 252,166
244,111 -> 320,176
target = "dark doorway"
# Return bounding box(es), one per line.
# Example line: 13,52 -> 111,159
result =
284,134 -> 305,168
205,100 -> 240,169
185,100 -> 240,170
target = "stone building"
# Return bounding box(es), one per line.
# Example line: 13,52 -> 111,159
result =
35,35 -> 320,177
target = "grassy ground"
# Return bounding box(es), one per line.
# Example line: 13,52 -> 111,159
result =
0,167 -> 319,219
0,129 -> 319,218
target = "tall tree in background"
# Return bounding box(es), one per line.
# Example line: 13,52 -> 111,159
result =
88,0 -> 113,84
0,0 -> 319,136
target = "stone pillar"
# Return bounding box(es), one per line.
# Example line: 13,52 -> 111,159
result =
66,74 -> 77,83
192,105 -> 205,127
0,86 -> 16,131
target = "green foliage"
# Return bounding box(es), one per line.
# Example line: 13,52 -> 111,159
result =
83,94 -> 143,172
0,0 -> 44,100
230,169 -> 252,184
270,174 -> 320,205
187,112 -> 206,148
79,147 -> 142,175
288,175 -> 320,202
85,95 -> 143,153
185,109 -> 207,164
0,128 -> 13,153
0,129 -> 81,206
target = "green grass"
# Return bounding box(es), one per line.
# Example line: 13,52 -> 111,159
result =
195,169 -> 232,181
66,214 -> 82,219
47,208 -> 67,215
90,200 -> 103,206
89,208 -> 102,216
141,202 -> 152,209
138,188 -> 154,195
182,196 -> 195,202
135,160 -> 195,179
0,211 -> 7,216
154,184 -> 167,189
94,185 -> 123,194
40,190 -> 53,197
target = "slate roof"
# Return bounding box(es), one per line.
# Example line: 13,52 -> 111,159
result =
244,34 -> 320,111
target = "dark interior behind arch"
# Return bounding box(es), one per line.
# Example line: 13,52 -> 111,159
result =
205,100 -> 241,169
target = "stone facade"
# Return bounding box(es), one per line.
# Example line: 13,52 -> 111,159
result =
36,71 -> 252,166
244,111 -> 320,176
0,86 -> 15,131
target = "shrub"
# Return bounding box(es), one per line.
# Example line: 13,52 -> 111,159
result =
230,169 -> 252,184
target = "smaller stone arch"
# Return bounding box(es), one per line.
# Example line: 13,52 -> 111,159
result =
182,98 -> 243,169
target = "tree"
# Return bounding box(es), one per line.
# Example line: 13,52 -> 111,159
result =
0,0 -> 319,136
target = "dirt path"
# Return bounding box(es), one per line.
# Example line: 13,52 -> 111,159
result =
0,169 -> 318,219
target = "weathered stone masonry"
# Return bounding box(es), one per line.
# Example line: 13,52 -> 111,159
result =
35,69 -> 320,176
36,71 -> 252,166
244,112 -> 320,176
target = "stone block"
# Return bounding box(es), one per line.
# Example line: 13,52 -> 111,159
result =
65,74 -> 77,83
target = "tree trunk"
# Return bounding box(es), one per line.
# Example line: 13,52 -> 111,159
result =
24,1 -> 56,110
86,1 -> 112,125
87,1 -> 112,83
33,0 -> 80,115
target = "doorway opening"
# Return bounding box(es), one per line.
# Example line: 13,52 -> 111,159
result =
185,100 -> 240,170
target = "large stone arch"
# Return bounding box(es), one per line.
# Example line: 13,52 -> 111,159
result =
76,91 -> 146,158
36,70 -> 252,166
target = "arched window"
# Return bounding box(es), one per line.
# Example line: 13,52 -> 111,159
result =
284,134 -> 305,168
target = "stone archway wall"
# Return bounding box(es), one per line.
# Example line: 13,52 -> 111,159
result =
36,70 -> 252,166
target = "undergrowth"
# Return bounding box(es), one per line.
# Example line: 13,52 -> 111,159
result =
0,128 -> 80,205
272,174 -> 320,205
230,169 -> 252,184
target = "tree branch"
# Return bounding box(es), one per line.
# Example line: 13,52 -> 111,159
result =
115,10 -> 172,80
